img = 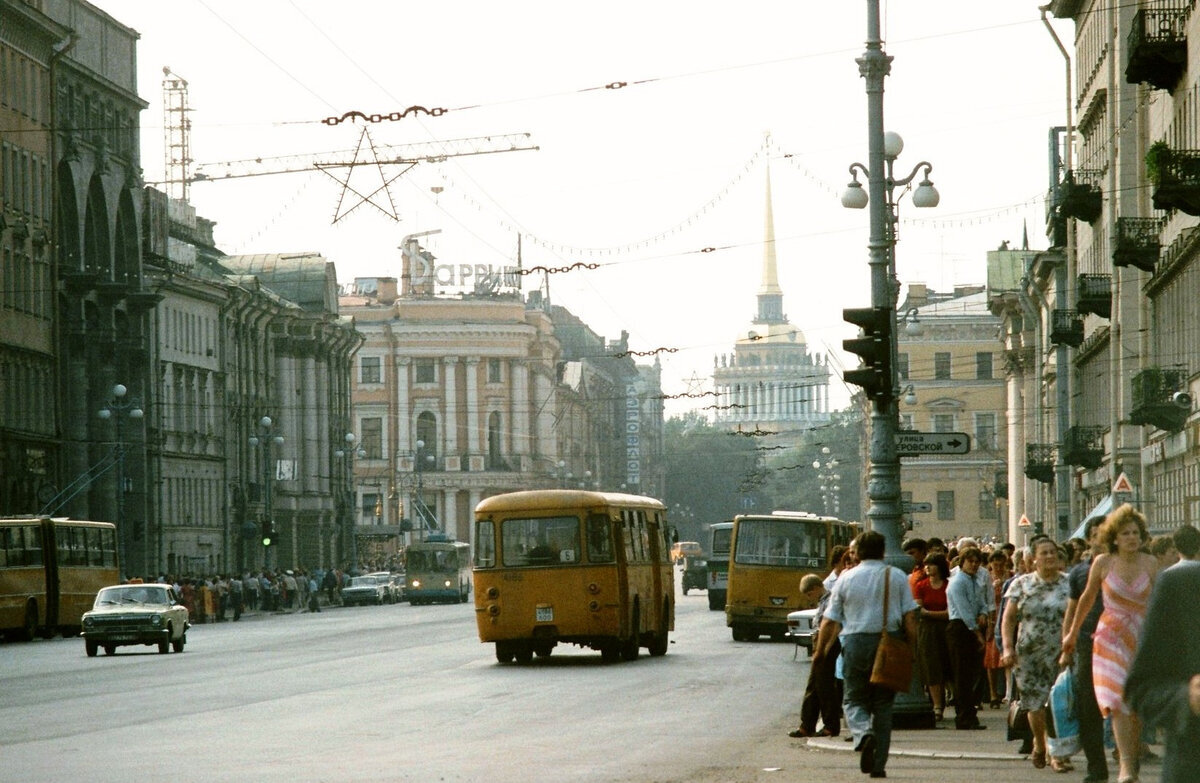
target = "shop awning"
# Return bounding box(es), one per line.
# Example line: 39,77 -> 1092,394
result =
1069,494 -> 1114,540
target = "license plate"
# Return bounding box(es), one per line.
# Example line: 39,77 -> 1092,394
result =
108,635 -> 136,642
535,605 -> 554,622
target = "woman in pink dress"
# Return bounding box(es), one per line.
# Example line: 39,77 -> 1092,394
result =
1063,504 -> 1158,783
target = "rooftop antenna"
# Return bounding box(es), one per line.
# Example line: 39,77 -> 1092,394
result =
162,67 -> 192,201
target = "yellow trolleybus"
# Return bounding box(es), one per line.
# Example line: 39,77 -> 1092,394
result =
725,511 -> 855,641
0,516 -> 119,640
473,489 -> 674,663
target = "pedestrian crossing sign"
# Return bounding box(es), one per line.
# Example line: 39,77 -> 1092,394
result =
1112,472 -> 1134,494
1018,514 -> 1032,528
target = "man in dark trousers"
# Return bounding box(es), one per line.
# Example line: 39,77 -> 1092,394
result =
1125,554 -> 1200,783
1060,515 -> 1109,783
946,546 -> 988,731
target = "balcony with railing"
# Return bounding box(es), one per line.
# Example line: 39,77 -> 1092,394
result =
1025,443 -> 1056,484
1113,217 -> 1163,273
1062,426 -> 1105,470
1126,4 -> 1191,92
1077,273 -> 1112,319
1148,145 -> 1200,216
1050,309 -> 1084,348
1131,367 -> 1191,432
1056,169 -> 1103,223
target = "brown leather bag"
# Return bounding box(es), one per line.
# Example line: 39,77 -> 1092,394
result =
869,569 -> 914,692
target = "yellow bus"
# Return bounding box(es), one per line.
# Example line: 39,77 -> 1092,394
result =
473,489 -> 674,664
405,535 -> 472,604
1,517 -> 119,640
725,511 -> 855,642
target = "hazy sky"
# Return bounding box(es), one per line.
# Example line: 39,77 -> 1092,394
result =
91,1 -> 1071,415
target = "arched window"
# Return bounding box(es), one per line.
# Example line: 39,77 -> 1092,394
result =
488,411 -> 502,469
416,411 -> 437,459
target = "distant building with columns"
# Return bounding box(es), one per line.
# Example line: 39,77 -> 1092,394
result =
340,239 -> 663,560
712,165 -> 832,435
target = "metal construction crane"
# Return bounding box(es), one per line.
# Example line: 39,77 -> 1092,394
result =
185,129 -> 538,223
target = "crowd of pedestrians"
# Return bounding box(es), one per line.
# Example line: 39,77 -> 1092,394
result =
794,507 -> 1200,782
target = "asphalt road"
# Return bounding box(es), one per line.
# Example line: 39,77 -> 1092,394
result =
1,582 -> 812,783
3,578 -> 1157,783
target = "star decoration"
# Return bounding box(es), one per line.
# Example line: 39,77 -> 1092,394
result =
316,126 -> 413,224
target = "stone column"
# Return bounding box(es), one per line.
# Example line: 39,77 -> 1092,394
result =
396,358 -> 411,450
443,357 -> 459,456
464,356 -> 480,457
511,359 -> 529,459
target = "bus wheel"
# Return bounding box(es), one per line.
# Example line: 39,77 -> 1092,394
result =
534,642 -> 554,658
18,600 -> 38,642
514,644 -> 534,664
620,607 -> 640,661
495,642 -> 515,664
731,626 -> 751,642
600,642 -> 621,663
85,639 -> 98,657
648,603 -> 669,657
707,593 -> 723,611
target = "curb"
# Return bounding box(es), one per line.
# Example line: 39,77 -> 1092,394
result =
805,736 -> 1030,763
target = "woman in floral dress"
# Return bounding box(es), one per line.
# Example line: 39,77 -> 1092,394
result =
1001,537 -> 1071,771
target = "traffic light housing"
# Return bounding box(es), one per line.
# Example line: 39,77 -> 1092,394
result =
261,520 -> 277,547
842,306 -> 893,400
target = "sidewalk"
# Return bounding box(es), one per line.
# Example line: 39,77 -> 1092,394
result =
804,699 -> 1165,779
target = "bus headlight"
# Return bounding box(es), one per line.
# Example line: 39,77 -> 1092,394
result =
486,586 -> 500,599
588,601 -> 600,612
411,579 -> 421,588
487,604 -> 500,617
443,580 -> 452,588
587,582 -> 600,594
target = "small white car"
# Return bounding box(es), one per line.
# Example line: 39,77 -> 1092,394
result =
82,584 -> 190,656
786,608 -> 819,657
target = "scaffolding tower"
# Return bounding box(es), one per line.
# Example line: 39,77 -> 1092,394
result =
162,67 -> 192,201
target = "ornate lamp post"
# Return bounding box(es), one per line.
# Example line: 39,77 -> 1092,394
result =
98,383 -> 143,575
839,0 -> 940,564
249,416 -> 284,571
334,432 -> 365,571
812,446 -> 842,517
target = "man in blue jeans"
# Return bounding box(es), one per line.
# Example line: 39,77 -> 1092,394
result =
815,531 -> 918,779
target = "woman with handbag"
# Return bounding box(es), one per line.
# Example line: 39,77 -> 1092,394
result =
1001,536 -> 1071,772
814,531 -> 918,780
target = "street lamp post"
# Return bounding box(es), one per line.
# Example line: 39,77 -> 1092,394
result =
413,439 -> 435,541
812,447 -> 841,517
249,416 -> 284,571
840,0 -> 940,565
98,383 -> 143,576
334,432 -> 364,571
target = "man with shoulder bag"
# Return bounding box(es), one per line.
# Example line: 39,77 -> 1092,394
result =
815,531 -> 919,779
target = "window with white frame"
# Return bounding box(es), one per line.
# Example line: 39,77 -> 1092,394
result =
360,356 -> 381,384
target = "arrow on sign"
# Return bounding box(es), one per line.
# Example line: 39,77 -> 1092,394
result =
901,501 -> 933,513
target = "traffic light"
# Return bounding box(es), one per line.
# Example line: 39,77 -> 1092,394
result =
261,520 -> 277,547
842,306 -> 893,400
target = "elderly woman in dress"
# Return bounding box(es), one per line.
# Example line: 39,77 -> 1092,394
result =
1001,536 -> 1072,771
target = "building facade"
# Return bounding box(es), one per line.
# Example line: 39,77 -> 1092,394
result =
895,283 -> 1008,542
341,243 -> 665,559
989,1 -> 1200,541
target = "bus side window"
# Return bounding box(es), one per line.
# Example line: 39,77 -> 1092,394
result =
587,514 -> 613,562
24,525 -> 43,566
100,527 -> 117,567
475,521 -> 495,567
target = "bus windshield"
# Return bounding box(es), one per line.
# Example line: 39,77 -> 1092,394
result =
501,515 -> 580,566
733,518 -> 828,568
407,548 -> 459,573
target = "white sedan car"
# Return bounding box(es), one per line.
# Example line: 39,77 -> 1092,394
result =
786,608 -> 818,657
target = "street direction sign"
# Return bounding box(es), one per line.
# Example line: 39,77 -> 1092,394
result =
901,501 -> 933,513
896,431 -> 971,457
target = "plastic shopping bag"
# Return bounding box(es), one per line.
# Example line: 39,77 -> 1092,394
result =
1047,666 -> 1081,757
